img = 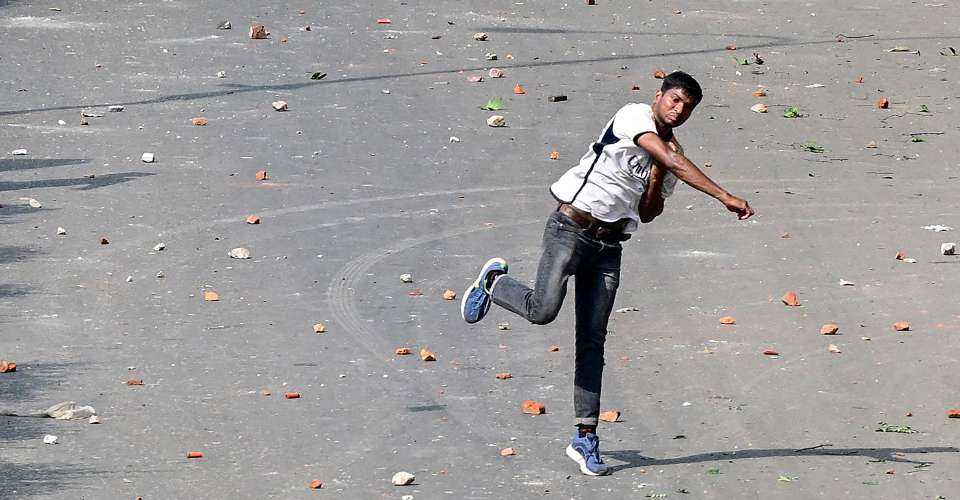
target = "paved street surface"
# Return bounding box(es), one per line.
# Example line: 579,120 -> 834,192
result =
2,0 -> 960,498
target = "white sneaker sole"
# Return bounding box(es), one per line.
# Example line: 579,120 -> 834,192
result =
566,444 -> 608,476
460,258 -> 506,323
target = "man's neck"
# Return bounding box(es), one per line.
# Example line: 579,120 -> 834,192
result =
653,117 -> 673,141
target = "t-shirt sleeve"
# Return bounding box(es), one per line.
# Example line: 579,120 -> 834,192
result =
612,104 -> 657,143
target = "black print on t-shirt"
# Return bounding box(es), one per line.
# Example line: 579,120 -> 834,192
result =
627,154 -> 651,180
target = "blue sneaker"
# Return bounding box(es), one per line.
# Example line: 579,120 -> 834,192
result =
460,257 -> 507,324
566,431 -> 610,476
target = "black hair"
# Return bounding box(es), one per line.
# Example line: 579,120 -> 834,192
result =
661,71 -> 702,102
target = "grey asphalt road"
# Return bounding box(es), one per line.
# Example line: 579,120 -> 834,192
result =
2,0 -> 960,498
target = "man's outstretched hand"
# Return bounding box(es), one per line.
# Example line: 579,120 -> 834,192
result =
721,194 -> 754,220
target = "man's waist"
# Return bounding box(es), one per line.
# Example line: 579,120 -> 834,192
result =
557,203 -> 631,234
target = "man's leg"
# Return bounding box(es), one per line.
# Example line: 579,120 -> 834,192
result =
490,212 -> 582,325
572,244 -> 621,430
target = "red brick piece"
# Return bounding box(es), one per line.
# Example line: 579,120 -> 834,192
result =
309,479 -> 323,489
0,360 -> 16,373
781,292 -> 800,306
186,451 -> 204,459
495,372 -> 512,380
892,321 -> 911,332
521,400 -> 545,415
284,392 -> 301,399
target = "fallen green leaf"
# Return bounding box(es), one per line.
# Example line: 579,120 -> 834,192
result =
783,106 -> 801,118
733,57 -> 749,65
911,136 -> 925,143
706,467 -> 721,475
310,72 -> 327,80
802,140 -> 825,153
481,97 -> 504,111
777,475 -> 794,482
876,421 -> 918,433
919,104 -> 929,112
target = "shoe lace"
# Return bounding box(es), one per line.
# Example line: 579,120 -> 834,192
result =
586,436 -> 604,464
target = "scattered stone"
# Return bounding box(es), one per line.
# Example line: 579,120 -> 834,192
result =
100,237 -> 110,245
313,323 -> 326,334
11,148 -> 28,155
922,224 -> 953,232
893,321 -> 911,332
156,271 -> 165,278
395,347 -> 412,355
141,153 -> 155,163
719,316 -> 736,325
866,140 -> 878,149
308,479 -> 323,489
246,215 -> 261,224
473,32 -> 488,41
750,103 -> 768,113
255,170 -> 268,181
88,415 -> 102,424
941,242 -> 956,255
271,100 -> 289,111
948,409 -> 960,419
43,435 -> 58,445
599,410 -> 621,422
763,349 -> 780,356
513,84 -> 526,94
500,447 -> 517,456
57,227 -> 66,235
488,68 -> 503,78
420,348 -> 437,361
895,250 -> 907,260
547,95 -> 568,102
653,69 -> 667,79
284,392 -> 301,399
876,96 -> 889,109
217,20 -> 231,30
0,360 -> 16,373
521,400 -> 546,415
217,70 -> 226,78
549,151 -> 560,160
407,288 -> 423,297
449,136 -> 461,143
376,18 -> 392,25
392,471 -> 415,486
186,451 -> 204,459
725,43 -> 737,50
468,75 -> 483,83
108,105 -> 124,112
838,279 -> 855,286
261,389 -> 272,396
484,52 -> 497,61
548,345 -> 559,352
616,307 -> 640,313
497,322 -> 511,330
495,372 -> 512,380
399,273 -> 413,283
781,292 -> 800,306
752,89 -> 767,97
228,247 -> 251,259
191,117 -> 208,126
827,344 -> 842,354
487,115 -> 506,127
820,324 -> 840,335
249,24 -> 268,39
27,198 -> 42,208
203,291 -> 220,302
153,242 -> 165,251
441,289 -> 457,300
125,275 -> 134,283
125,379 -> 144,386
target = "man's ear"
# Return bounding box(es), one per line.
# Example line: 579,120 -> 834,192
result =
653,89 -> 662,105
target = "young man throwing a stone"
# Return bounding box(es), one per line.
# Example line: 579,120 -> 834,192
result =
461,71 -> 754,475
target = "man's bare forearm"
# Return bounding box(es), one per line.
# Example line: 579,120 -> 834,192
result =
661,151 -> 730,203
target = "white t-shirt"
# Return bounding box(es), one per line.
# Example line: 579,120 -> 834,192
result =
549,103 -> 678,233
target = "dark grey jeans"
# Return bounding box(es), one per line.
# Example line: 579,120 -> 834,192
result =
490,210 -> 622,427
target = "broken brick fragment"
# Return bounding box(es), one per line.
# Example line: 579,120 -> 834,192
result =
126,379 -> 144,386
895,251 -> 906,260
309,479 -> 323,489
190,117 -> 208,126
513,84 -> 526,94
549,151 -> 560,160
313,323 -> 326,334
376,18 -> 391,24
420,348 -> 437,361
827,344 -> 842,354
820,324 -> 839,335
947,409 -> 960,418
653,69 -> 667,79
407,288 -> 423,297
521,400 -> 545,414
495,372 -> 512,380
876,96 -> 889,109
752,89 -> 767,97
763,349 -> 780,356
284,392 -> 301,399
395,347 -> 412,355
441,289 -> 457,300
100,237 -> 110,245
725,43 -> 737,50
186,451 -> 204,459
0,360 -> 17,373
781,292 -> 800,306
500,447 -> 516,456
719,316 -> 736,325
892,321 -> 911,332
854,76 -> 864,84
548,345 -> 559,352
599,410 -> 621,422
203,291 -> 220,302
249,24 -> 268,39
246,215 -> 260,224
255,170 -> 268,181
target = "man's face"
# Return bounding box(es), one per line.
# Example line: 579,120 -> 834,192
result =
652,87 -> 699,128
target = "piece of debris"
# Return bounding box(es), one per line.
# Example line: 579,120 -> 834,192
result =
43,435 -> 58,445
395,347 -> 412,355
599,410 -> 621,422
186,451 -> 204,459
217,70 -> 226,78
141,153 -> 155,163
876,97 -> 890,109
473,32 -> 488,41
153,242 -> 165,252
752,89 -> 767,97
216,20 -> 231,30
922,224 -> 953,232
763,349 -> 780,356
719,316 -> 736,325
27,198 -> 42,208
376,18 -> 392,25
468,75 -> 483,83
88,415 -> 102,424
191,117 -> 208,126
309,479 -> 323,489
653,69 -> 667,79
57,227 -> 66,235
497,322 -> 511,330
392,471 -> 415,486
284,392 -> 301,399
271,100 -> 288,111
750,103 -> 768,113
487,115 -> 506,127
255,170 -> 268,181
500,447 -> 517,456
100,237 -> 110,245
249,24 -> 269,39
0,360 -> 16,373
942,243 -> 957,255
407,288 -> 423,297
893,321 -> 911,332
495,372 -> 512,380
203,291 -> 220,302
827,344 -> 842,354
521,400 -> 546,415
488,68 -> 504,78
548,345 -> 560,352
549,151 -> 560,160
441,289 -> 457,300
0,401 -> 97,419
513,84 -> 526,94
228,247 -> 251,259
125,379 -> 143,386
399,273 -> 413,283
313,323 -> 326,334
839,279 -> 855,286
781,292 -> 800,306
246,215 -> 261,224
866,140 -> 878,148
420,348 -> 436,361
108,105 -> 124,112
616,307 -> 640,313
820,324 -> 840,335
310,71 -> 327,80
485,52 -> 497,60
11,149 -> 28,155
947,409 -> 960,419
547,95 -> 568,102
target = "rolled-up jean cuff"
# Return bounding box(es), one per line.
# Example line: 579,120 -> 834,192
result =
576,417 -> 598,427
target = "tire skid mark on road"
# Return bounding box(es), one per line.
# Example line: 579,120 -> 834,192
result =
327,219 -> 539,443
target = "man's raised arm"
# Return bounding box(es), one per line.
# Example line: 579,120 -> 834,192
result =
635,132 -> 754,219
